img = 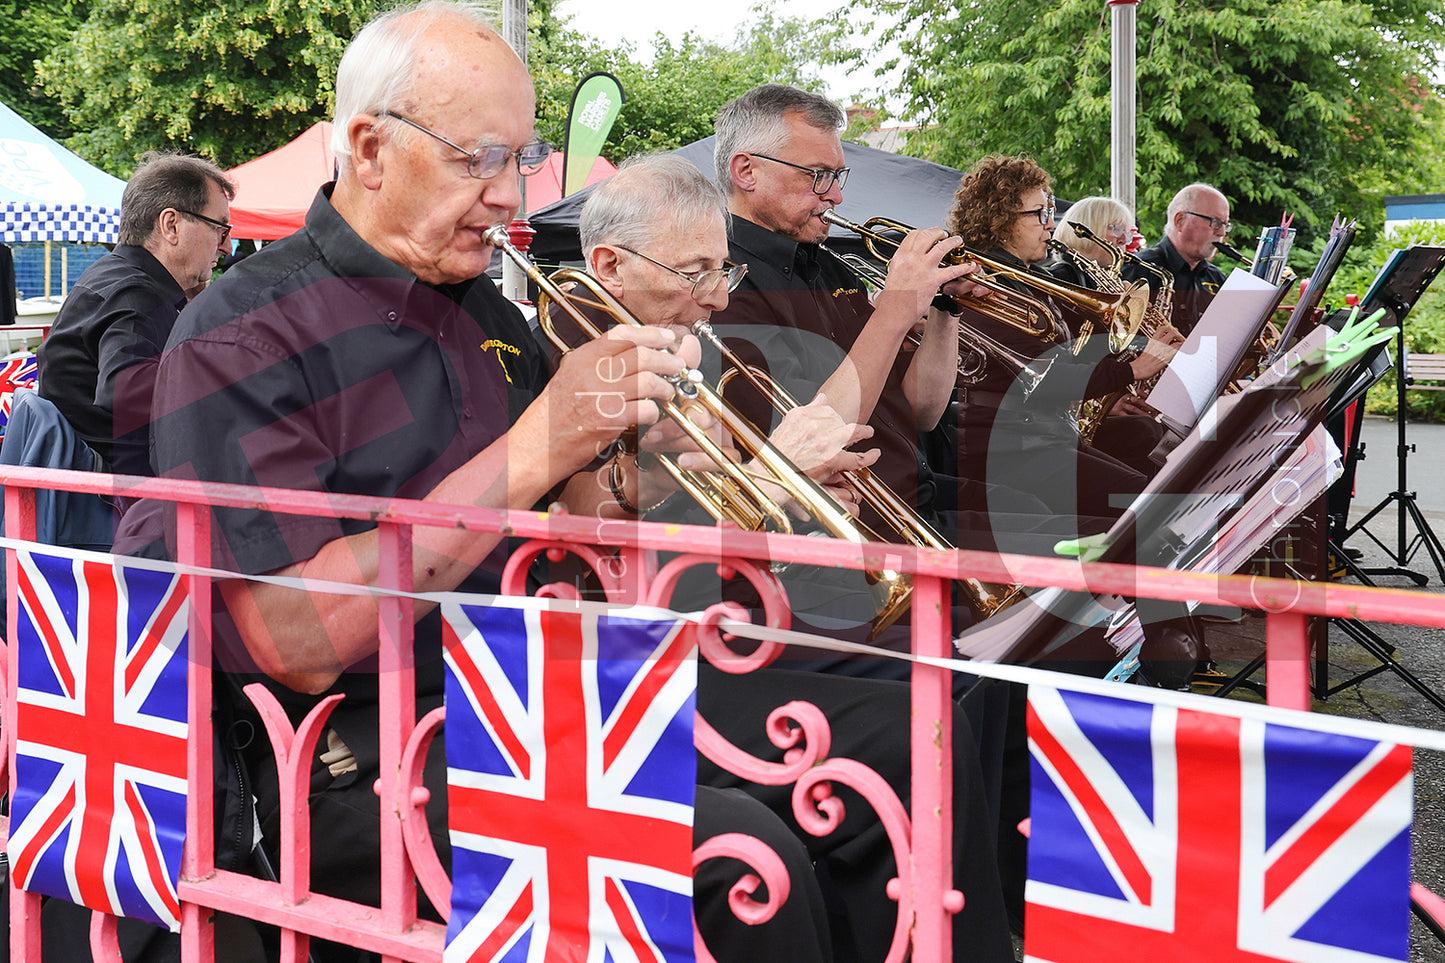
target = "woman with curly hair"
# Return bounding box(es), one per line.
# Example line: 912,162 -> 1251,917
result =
933,155 -> 1176,520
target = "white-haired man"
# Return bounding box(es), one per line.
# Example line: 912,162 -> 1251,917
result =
575,152 -> 1016,963
1124,182 -> 1231,334
112,4 -> 813,962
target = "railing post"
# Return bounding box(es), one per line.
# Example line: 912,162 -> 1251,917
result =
1265,610 -> 1312,710
910,572 -> 958,960
177,503 -> 216,963
6,486 -> 42,961
377,521 -> 418,936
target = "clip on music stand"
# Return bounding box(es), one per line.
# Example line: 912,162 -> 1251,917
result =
1341,245 -> 1445,585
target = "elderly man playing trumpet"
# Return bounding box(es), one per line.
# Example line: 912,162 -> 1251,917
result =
570,152 -> 1017,963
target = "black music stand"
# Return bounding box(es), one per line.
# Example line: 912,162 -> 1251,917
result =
955,328 -> 1362,666
1341,246 -> 1445,585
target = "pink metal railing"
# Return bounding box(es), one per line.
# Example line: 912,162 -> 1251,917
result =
4,463 -> 1445,961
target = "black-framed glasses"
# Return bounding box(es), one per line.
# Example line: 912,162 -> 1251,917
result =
379,110 -> 552,179
1186,211 -> 1232,233
617,246 -> 749,298
748,152 -> 850,195
177,208 -> 231,242
1015,197 -> 1057,226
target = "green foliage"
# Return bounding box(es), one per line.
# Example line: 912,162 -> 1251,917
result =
35,0 -> 387,175
532,0 -> 848,161
0,0 -> 88,138
852,0 -> 1445,252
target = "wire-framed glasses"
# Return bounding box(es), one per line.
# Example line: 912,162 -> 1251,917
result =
379,110 -> 552,179
618,246 -> 749,298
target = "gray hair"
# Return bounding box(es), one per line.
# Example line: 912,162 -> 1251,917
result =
118,151 -> 234,247
580,153 -> 728,254
1166,182 -> 1225,225
331,1 -> 503,167
713,84 -> 844,194
1053,195 -> 1133,255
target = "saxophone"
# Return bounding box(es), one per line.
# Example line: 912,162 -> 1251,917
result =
1057,226 -> 1178,442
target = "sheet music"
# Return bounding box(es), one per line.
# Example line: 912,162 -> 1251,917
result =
1147,269 -> 1282,429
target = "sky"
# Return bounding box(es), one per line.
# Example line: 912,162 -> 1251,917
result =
556,0 -> 895,114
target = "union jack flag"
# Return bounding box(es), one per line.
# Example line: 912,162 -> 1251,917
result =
1025,687 -> 1413,963
443,600 -> 698,963
5,547 -> 190,931
0,352 -> 38,434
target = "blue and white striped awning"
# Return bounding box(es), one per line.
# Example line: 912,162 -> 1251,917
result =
0,201 -> 120,244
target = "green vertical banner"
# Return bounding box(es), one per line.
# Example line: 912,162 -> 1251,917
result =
562,72 -> 625,198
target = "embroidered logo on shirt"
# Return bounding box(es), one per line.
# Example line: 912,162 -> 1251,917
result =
481,338 -> 521,384
832,286 -> 861,298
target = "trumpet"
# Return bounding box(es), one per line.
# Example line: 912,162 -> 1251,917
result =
484,225 -> 921,635
824,245 -> 1056,398
822,211 -> 1151,351
694,319 -> 1025,627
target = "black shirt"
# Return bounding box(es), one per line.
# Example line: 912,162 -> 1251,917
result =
115,185 -> 546,756
37,244 -> 186,474
715,214 -> 928,510
1122,234 -> 1225,335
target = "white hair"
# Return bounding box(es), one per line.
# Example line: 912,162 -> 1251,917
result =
712,84 -> 844,195
331,1 -> 503,168
1053,195 -> 1133,256
580,154 -> 729,254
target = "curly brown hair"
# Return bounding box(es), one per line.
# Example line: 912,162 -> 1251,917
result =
945,154 -> 1051,252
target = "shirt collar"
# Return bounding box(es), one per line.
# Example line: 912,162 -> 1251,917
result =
728,213 -> 818,279
118,244 -> 187,304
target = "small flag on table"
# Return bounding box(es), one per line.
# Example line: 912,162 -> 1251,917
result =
1025,686 -> 1413,963
443,599 -> 698,963
6,547 -> 190,930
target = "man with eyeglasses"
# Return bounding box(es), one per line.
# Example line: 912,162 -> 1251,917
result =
113,5 -> 710,960
575,149 -> 1015,963
37,150 -> 234,477
1123,182 -> 1230,335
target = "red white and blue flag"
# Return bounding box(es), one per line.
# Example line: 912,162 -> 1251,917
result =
6,547 -> 190,930
443,600 -> 698,963
1024,687 -> 1413,962
0,352 -> 38,434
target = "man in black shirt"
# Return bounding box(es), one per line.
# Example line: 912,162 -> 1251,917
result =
1123,182 -> 1231,335
37,151 -> 234,476
112,7 -> 838,963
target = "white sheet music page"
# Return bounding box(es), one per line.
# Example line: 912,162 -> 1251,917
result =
1147,269 -> 1281,429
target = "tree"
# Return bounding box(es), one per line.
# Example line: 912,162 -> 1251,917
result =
531,0 -> 852,161
36,0 -> 388,175
850,0 -> 1445,244
0,0 -> 88,138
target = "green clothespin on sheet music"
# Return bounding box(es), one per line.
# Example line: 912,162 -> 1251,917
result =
1054,532 -> 1110,562
1301,306 -> 1394,389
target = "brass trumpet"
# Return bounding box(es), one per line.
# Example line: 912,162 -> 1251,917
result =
484,225 -> 920,634
694,319 -> 1025,627
821,211 -> 1151,350
824,245 -> 1056,398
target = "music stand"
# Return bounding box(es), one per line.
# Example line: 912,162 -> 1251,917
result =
1341,245 -> 1445,585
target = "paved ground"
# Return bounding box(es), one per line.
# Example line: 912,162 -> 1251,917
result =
1203,414 -> 1445,961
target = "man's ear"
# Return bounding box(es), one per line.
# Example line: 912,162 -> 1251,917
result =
349,115 -> 385,190
153,208 -> 183,249
729,152 -> 757,193
590,244 -> 625,296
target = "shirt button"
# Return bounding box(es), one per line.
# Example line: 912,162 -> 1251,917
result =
463,408 -> 473,418
387,311 -> 397,322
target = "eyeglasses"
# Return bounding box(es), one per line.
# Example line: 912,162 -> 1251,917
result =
379,110 -> 552,179
748,152 -> 850,195
177,209 -> 231,242
1186,211 -> 1232,233
1015,197 -> 1057,226
618,246 -> 749,298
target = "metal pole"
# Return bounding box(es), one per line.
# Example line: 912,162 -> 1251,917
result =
1109,0 -> 1139,211
501,0 -> 527,65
